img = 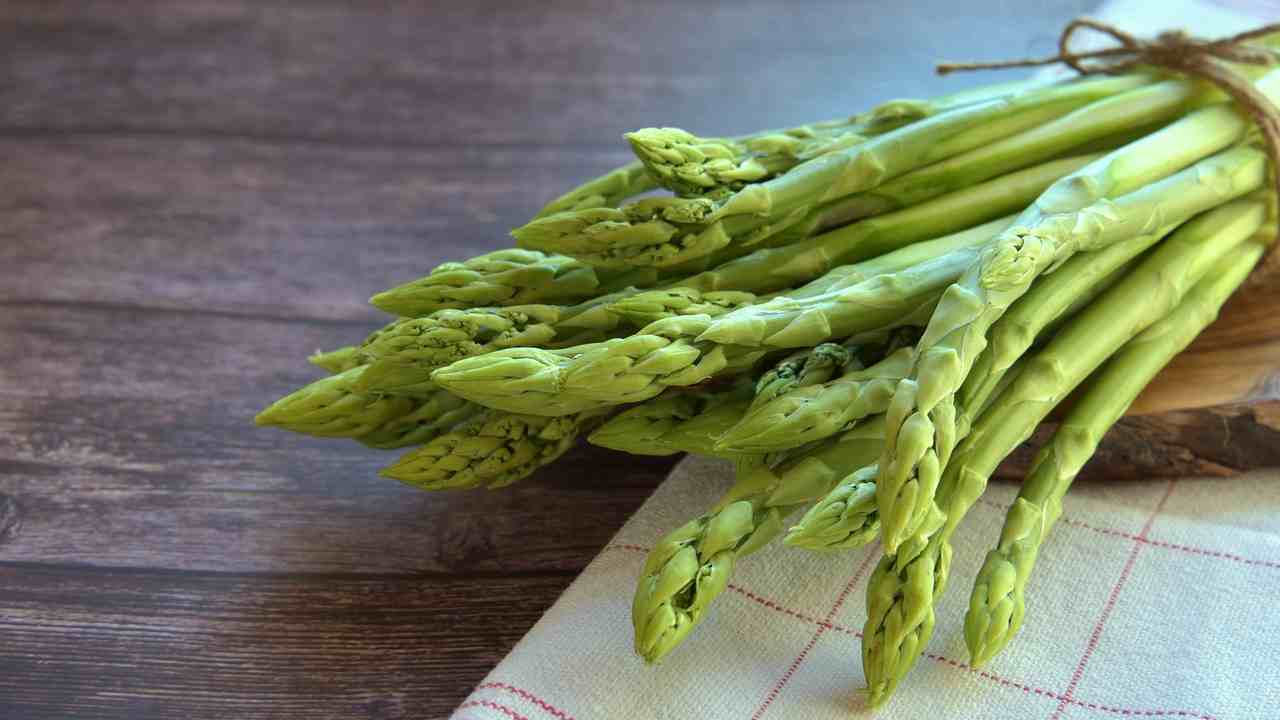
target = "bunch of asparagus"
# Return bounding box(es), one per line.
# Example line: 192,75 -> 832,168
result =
257,57 -> 1280,706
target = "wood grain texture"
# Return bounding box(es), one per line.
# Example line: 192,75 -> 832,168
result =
0,0 -> 1089,146
11,0 -> 1278,718
0,565 -> 564,720
0,136 -> 623,321
0,304 -> 672,574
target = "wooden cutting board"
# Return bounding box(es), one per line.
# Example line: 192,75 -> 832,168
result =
997,256 -> 1280,480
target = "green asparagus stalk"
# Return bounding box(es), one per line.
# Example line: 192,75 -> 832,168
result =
521,80 -> 1070,269
964,209 -> 1272,669
587,382 -> 754,457
625,103 -> 937,198
717,347 -> 914,452
529,80 -> 1040,219
584,75 -> 1146,270
856,345 -> 1037,705
590,208 -> 1014,330
875,139 -> 1269,555
748,342 -> 857,410
624,95 -> 958,198
861,197 -> 1267,706
587,392 -> 705,456
624,74 -> 1061,200
380,408 -> 606,490
777,214 -> 1014,300
698,241 -> 984,349
624,126 -> 865,198
605,288 -> 759,327
654,394 -> 754,457
357,390 -> 486,450
254,366 -> 416,438
838,78 -> 1210,216
671,154 -> 1096,295
309,346 -> 362,374
870,66 -> 1280,523
633,418 -> 886,662
784,465 -> 881,551
708,75 -> 1149,223
572,94 -> 943,210
354,297 -> 631,396
665,336 -> 899,454
369,248 -> 656,317
516,115 -> 1111,272
534,161 -> 659,218
431,314 -> 771,415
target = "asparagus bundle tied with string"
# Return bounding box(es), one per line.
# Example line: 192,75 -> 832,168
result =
255,28 -> 1280,709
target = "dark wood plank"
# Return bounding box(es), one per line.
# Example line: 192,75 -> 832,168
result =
0,304 -> 673,574
997,401 -> 1280,481
0,564 -> 563,720
0,136 -> 624,321
0,0 -> 1093,147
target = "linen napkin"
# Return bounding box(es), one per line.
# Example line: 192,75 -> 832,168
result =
452,2 -> 1280,718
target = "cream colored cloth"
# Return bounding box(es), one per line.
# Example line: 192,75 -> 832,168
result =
452,2 -> 1280,718
455,459 -> 1279,720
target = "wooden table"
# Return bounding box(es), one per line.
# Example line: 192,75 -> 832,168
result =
0,2 -> 1095,717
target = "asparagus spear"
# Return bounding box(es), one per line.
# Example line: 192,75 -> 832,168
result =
862,212 -> 1175,547
784,465 -> 881,551
380,408 -> 606,490
369,248 -> 655,317
749,342 -> 857,410
355,298 -> 630,396
839,78 -> 1210,217
587,382 -> 754,457
697,241 -> 984,349
776,214 -> 1015,299
711,75 -> 1149,222
625,126 -> 866,198
664,337 -> 895,454
530,78 -> 1048,220
522,79 -> 1070,268
605,288 -> 759,327
309,346 -> 362,374
514,136 -> 1093,271
591,333 -> 911,455
441,154 -> 1112,416
671,154 -> 1095,295
717,348 -> 915,452
633,418 -> 886,662
624,95 -> 956,198
431,314 -> 771,415
354,316 -> 551,398
655,394 -> 754,457
534,161 -> 659,218
861,198 -> 1267,706
597,75 -> 1147,270
875,140 -> 1269,555
517,102 -> 1120,271
626,104 -> 931,198
254,366 -> 416,438
964,207 -> 1272,668
624,74 -> 1061,200
357,390 -> 486,450
611,201 -> 1003,338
